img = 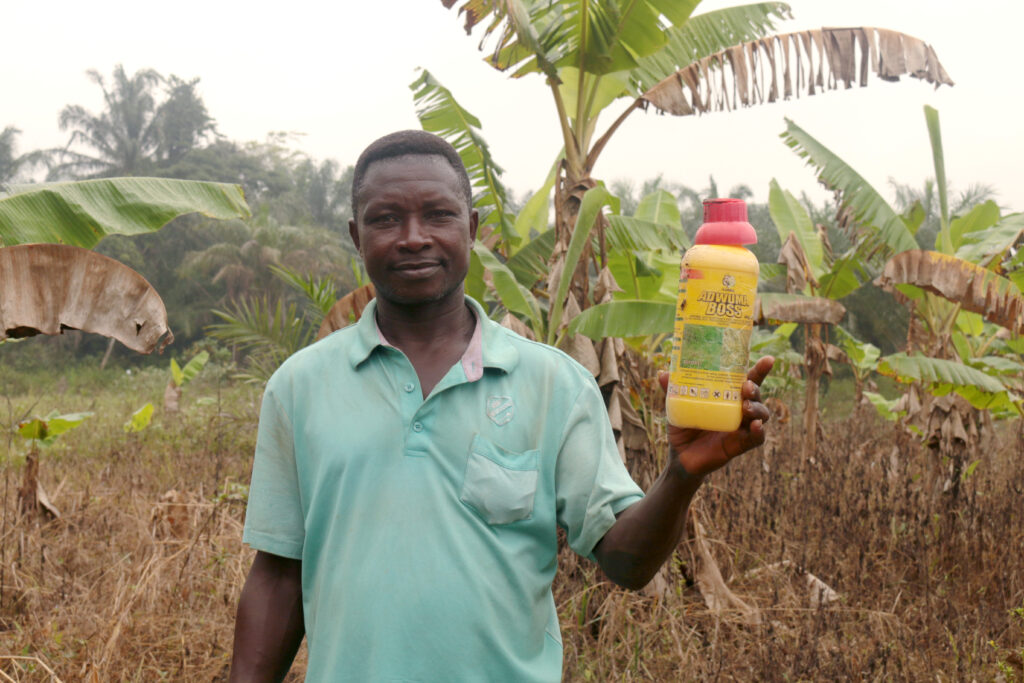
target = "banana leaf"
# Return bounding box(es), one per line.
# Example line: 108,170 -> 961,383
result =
0,177 -> 249,248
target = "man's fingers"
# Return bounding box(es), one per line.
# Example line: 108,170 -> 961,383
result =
746,356 -> 775,386
742,399 -> 771,425
723,419 -> 765,458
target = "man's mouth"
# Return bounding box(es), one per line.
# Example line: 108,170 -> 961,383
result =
392,261 -> 442,277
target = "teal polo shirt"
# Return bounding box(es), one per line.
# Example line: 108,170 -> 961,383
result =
243,296 -> 644,682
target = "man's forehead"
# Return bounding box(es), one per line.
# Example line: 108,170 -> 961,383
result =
363,153 -> 454,179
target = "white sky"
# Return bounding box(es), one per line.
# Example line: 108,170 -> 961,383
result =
5,0 -> 1022,215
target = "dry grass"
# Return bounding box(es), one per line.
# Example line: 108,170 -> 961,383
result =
1,366 -> 1022,681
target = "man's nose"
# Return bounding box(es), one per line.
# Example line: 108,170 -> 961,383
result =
398,217 -> 431,250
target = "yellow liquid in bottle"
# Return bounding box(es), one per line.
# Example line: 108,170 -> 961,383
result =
666,244 -> 758,432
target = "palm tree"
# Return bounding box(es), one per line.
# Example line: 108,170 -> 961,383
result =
51,65 -> 215,179
0,126 -> 46,184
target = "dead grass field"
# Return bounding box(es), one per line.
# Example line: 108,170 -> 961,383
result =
1,362 -> 1022,681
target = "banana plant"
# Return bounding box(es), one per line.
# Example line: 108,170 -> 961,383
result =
782,109 -> 1024,381
164,350 -> 210,413
784,106 -> 1023,503
16,410 -> 93,516
434,2 -> 955,441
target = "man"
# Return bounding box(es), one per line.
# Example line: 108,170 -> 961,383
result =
230,130 -> 772,682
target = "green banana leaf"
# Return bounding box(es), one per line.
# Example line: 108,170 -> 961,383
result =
924,105 -> 951,252
768,179 -> 824,280
472,242 -> 544,334
631,3 -> 791,91
512,157 -> 559,250
0,177 -> 250,248
410,69 -> 515,245
949,200 -> 999,252
955,212 -> 1024,267
604,215 -> 689,253
124,403 -> 155,433
781,118 -> 918,256
17,411 -> 94,447
818,252 -> 871,300
507,229 -> 558,287
475,0 -> 702,78
548,185 -> 613,344
566,299 -> 674,340
877,352 -> 1005,394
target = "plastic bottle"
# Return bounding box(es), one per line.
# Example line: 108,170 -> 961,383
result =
666,198 -> 758,432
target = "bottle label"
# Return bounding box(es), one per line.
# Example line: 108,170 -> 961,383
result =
668,265 -> 755,402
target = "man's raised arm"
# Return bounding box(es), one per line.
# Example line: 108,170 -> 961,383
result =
593,356 -> 774,590
230,551 -> 305,683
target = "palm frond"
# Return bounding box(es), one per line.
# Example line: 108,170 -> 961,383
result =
270,263 -> 338,323
208,296 -> 315,381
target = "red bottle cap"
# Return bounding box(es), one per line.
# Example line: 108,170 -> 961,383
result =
694,198 -> 758,245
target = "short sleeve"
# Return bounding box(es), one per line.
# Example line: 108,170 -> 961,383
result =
242,381 -> 305,559
554,376 -> 644,559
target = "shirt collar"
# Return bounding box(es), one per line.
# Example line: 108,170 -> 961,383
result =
347,296 -> 518,377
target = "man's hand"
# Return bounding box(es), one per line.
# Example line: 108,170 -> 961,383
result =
660,355 -> 775,479
594,356 -> 775,590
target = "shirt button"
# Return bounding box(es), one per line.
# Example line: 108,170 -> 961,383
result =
412,422 -> 424,432
404,382 -> 415,392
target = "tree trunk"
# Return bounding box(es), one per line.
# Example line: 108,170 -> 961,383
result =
18,451 -> 39,516
99,337 -> 116,370
802,323 -> 826,461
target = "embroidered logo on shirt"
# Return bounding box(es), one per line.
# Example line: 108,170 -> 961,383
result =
486,396 -> 515,426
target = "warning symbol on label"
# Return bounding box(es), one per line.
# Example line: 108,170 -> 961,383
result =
688,386 -> 698,397
700,388 -> 710,398
713,390 -> 721,399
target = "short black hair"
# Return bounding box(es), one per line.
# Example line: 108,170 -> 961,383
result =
351,130 -> 472,218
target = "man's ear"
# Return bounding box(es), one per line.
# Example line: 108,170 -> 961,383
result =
469,209 -> 479,243
349,218 -> 361,253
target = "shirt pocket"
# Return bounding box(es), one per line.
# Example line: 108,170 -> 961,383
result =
460,434 -> 539,525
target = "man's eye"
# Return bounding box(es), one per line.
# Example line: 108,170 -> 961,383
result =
369,213 -> 399,225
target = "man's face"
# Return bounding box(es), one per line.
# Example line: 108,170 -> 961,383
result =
349,154 -> 477,308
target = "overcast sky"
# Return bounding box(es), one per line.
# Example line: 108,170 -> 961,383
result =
6,0 -> 1021,216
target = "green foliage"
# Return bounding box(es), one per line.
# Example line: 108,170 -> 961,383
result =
205,263 -> 341,382
17,411 -> 93,448
411,69 -> 515,246
768,178 -> 822,283
123,403 -> 154,433
630,3 -> 792,91
862,391 -> 905,422
208,296 -> 311,383
781,118 -> 918,258
548,185 -> 614,344
0,177 -> 250,248
170,351 -> 209,387
566,300 -> 674,341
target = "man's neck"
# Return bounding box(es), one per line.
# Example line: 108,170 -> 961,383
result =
374,292 -> 474,349
374,292 -> 477,397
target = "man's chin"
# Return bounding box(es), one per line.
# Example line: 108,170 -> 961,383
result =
373,284 -> 462,308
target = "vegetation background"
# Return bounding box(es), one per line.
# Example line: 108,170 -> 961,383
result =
3,1 -> 1023,680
